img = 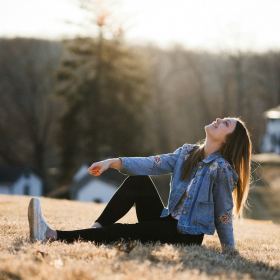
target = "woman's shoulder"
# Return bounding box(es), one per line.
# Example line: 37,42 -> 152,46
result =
182,143 -> 199,153
215,157 -> 239,179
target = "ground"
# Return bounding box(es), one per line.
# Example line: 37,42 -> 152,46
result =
0,195 -> 280,280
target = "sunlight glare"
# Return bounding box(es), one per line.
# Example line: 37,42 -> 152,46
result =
0,0 -> 280,51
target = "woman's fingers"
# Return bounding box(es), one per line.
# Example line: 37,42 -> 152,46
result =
93,167 -> 102,176
88,164 -> 101,176
88,162 -> 108,176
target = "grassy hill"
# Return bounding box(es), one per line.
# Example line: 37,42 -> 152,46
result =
0,195 -> 280,280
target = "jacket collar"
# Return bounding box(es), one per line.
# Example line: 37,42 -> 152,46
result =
202,151 -> 221,163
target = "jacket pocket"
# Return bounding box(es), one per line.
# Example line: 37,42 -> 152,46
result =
196,201 -> 214,227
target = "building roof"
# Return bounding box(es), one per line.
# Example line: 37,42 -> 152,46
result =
0,166 -> 31,184
263,105 -> 280,119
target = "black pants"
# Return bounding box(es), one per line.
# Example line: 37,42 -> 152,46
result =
57,176 -> 204,245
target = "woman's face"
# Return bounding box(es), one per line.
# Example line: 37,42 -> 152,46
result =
205,118 -> 237,143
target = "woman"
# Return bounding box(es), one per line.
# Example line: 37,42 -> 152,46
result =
28,117 -> 251,251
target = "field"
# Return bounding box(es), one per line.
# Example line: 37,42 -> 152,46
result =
0,195 -> 280,280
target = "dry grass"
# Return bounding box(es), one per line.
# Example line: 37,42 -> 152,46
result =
0,195 -> 280,280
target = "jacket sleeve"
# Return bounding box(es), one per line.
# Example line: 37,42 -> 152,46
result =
213,164 -> 238,249
119,146 -> 183,176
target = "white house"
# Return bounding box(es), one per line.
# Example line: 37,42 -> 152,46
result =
70,164 -> 126,203
0,167 -> 43,196
261,105 -> 280,154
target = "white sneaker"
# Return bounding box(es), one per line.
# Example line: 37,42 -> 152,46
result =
28,198 -> 49,241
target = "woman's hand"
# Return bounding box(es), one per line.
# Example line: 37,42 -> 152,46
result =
88,158 -> 122,176
88,160 -> 111,176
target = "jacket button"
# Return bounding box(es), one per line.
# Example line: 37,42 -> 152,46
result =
188,195 -> 191,199
199,166 -> 202,169
183,211 -> 186,214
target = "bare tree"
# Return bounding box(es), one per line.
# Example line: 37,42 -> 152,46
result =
143,45 -> 280,155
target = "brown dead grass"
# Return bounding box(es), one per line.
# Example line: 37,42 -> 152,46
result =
0,194 -> 279,280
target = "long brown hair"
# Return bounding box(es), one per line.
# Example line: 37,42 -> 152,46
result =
181,118 -> 252,218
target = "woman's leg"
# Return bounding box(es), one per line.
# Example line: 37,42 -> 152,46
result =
54,175 -> 205,245
55,175 -> 204,245
95,176 -> 165,226
56,220 -> 204,245
55,175 -> 171,243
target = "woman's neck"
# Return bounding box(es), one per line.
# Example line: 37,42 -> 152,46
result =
203,140 -> 222,159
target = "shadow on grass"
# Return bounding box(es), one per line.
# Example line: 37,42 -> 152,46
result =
21,234 -> 280,279
111,242 -> 280,280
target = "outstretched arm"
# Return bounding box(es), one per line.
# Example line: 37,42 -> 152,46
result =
117,146 -> 183,176
88,146 -> 184,177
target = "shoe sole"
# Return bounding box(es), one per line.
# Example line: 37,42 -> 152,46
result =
28,198 -> 40,241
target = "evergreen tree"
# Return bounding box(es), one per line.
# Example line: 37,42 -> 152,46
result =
55,29 -> 151,183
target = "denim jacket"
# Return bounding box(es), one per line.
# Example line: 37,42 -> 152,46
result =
119,144 -> 238,248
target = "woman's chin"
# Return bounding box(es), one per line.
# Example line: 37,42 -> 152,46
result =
205,127 -> 215,139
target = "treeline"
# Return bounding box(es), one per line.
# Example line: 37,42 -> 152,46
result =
0,38 -> 63,192
0,36 -> 279,194
144,46 -> 280,152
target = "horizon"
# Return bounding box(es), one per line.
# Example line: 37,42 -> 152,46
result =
1,0 -> 280,52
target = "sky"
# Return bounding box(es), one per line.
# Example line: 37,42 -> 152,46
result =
0,0 -> 280,52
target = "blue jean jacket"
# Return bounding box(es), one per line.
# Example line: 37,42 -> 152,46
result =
119,144 -> 238,249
